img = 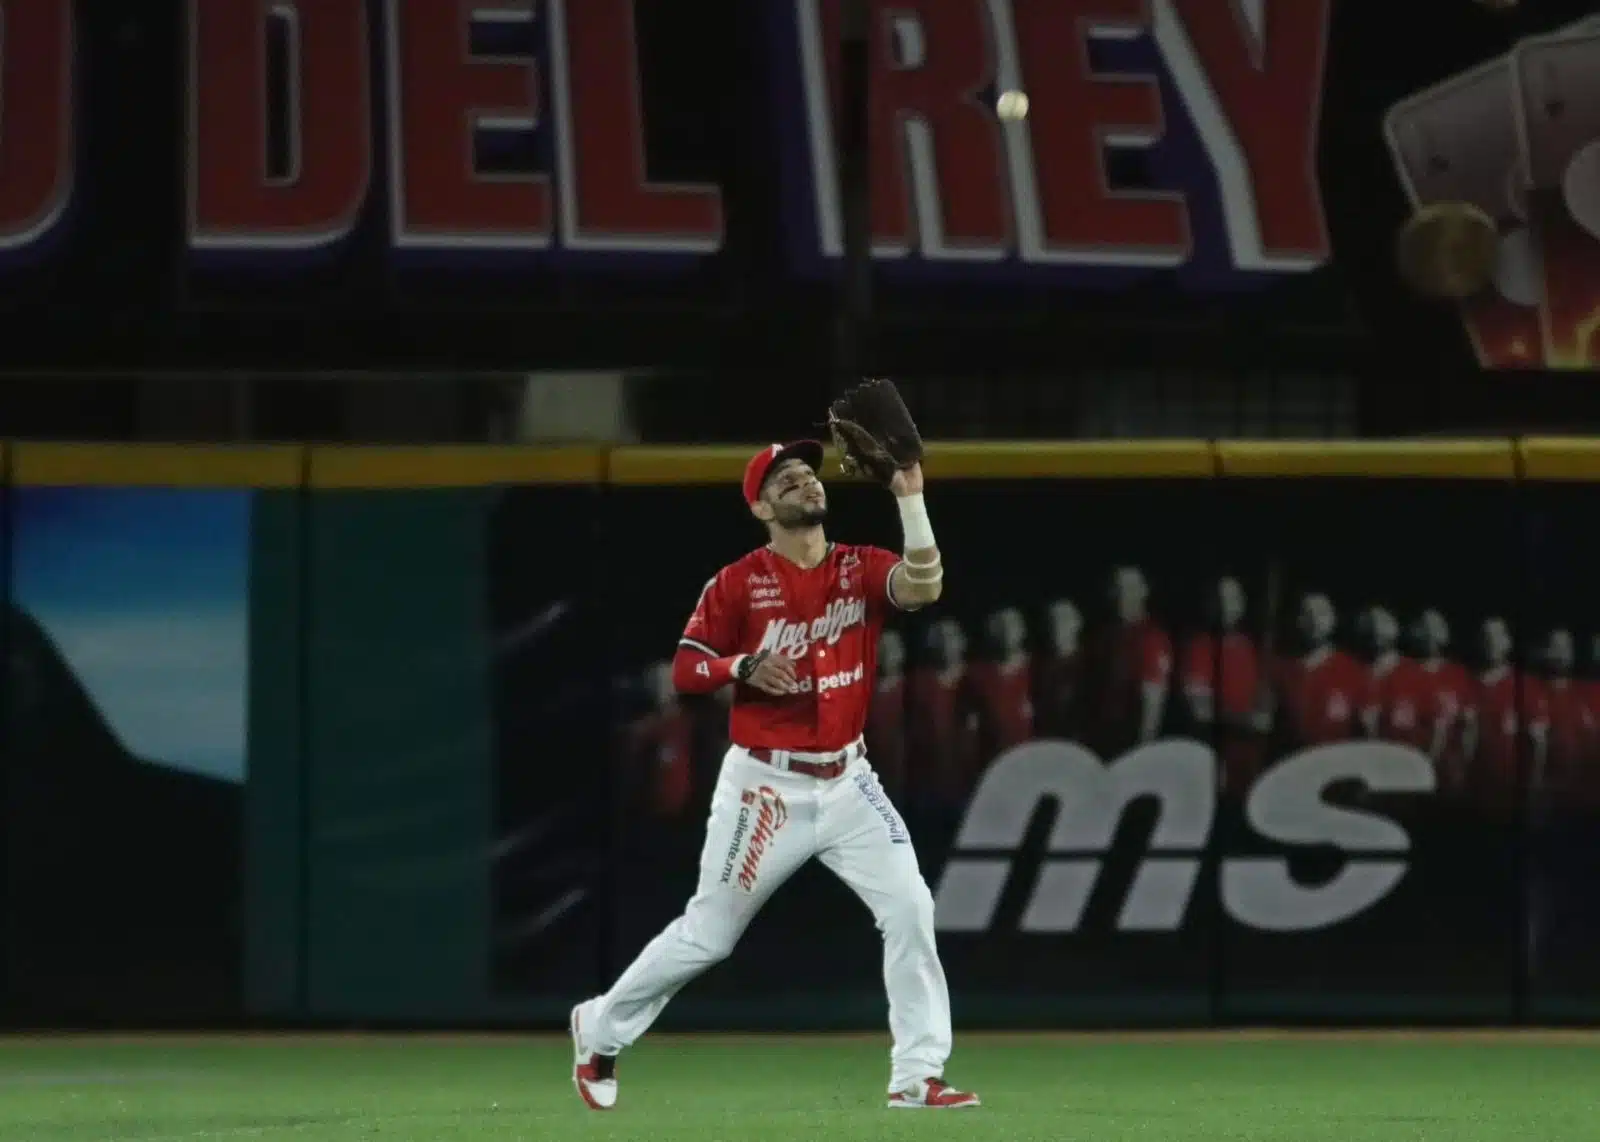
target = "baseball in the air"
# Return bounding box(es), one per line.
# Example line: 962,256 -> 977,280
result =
996,90 -> 1029,121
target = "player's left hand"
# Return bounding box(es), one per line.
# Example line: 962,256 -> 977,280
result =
889,463 -> 924,497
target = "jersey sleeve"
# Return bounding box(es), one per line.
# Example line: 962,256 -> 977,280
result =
863,546 -> 911,613
680,569 -> 742,657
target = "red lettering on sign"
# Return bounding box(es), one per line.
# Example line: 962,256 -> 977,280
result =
1159,0 -> 1331,269
550,0 -> 722,251
387,0 -> 550,248
1009,0 -> 1189,266
0,0 -> 74,249
188,0 -> 370,250
804,0 -> 1011,259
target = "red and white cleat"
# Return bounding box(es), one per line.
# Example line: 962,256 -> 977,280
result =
570,1005 -> 618,1110
887,1078 -> 982,1109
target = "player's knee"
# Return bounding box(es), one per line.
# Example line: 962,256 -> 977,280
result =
878,879 -> 937,939
680,912 -> 741,965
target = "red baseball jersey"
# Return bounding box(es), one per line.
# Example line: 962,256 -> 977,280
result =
1416,658 -> 1474,781
1182,632 -> 1259,718
1578,680 -> 1600,805
967,657 -> 1034,761
680,543 -> 904,751
908,665 -> 976,797
866,675 -> 907,787
1473,669 -> 1533,804
1542,678 -> 1592,792
627,708 -> 694,817
1184,632 -> 1265,788
1033,651 -> 1083,739
1365,656 -> 1428,749
1276,649 -> 1365,746
1091,618 -> 1173,751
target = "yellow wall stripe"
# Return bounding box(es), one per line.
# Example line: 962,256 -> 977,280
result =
11,443 -> 303,487
609,440 -> 1216,483
1218,440 -> 1517,479
1518,437 -> 1600,481
925,440 -> 1215,479
608,445 -> 773,485
307,446 -> 606,488
7,439 -> 1599,486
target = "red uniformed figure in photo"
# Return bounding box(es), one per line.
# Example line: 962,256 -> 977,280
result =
866,629 -> 907,793
1536,628 -> 1590,802
1182,576 -> 1266,790
908,617 -> 976,803
1273,593 -> 1366,748
968,606 -> 1034,772
1399,608 -> 1475,793
625,661 -> 696,819
1358,606 -> 1417,744
1034,598 -> 1083,741
1466,616 -> 1544,815
1089,566 -> 1173,756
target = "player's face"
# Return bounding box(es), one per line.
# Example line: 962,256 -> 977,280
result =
934,619 -> 966,665
759,460 -> 827,529
1481,619 -> 1512,665
1218,578 -> 1246,628
1049,601 -> 1081,650
991,609 -> 1025,653
1297,596 -> 1334,648
1111,568 -> 1146,621
1547,630 -> 1575,674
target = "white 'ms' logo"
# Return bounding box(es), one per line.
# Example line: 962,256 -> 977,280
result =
932,740 -> 1435,934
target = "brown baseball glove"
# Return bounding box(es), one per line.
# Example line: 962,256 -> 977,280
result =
826,378 -> 924,484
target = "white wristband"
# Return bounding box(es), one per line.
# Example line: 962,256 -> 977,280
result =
896,492 -> 936,551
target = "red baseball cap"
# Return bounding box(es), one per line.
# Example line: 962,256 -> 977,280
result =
742,440 -> 825,505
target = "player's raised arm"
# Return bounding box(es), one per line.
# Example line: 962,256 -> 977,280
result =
886,463 -> 942,609
825,378 -> 941,610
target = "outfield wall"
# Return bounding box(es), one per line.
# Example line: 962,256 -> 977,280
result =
5,439 -> 1600,1028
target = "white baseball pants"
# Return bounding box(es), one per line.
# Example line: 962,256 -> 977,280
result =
577,742 -> 953,1092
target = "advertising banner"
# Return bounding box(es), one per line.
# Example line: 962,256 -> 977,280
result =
4,476 -> 251,1020
7,441 -> 1600,1028
1519,449 -> 1600,1021
1211,462 -> 1523,1020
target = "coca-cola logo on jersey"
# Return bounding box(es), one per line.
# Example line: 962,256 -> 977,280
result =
757,597 -> 866,659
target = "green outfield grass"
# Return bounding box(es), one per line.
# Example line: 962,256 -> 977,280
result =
2,1032 -> 1598,1141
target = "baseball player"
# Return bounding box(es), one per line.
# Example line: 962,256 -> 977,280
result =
1356,606 -> 1408,742
1272,592 -> 1365,748
1537,628 -> 1588,799
570,441 -> 980,1111
1088,566 -> 1173,754
1402,609 -> 1473,788
1181,576 -> 1266,788
907,617 -> 977,804
866,630 -> 908,793
1034,598 -> 1083,740
967,606 -> 1034,766
1465,616 -> 1544,815
624,661 -> 695,819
